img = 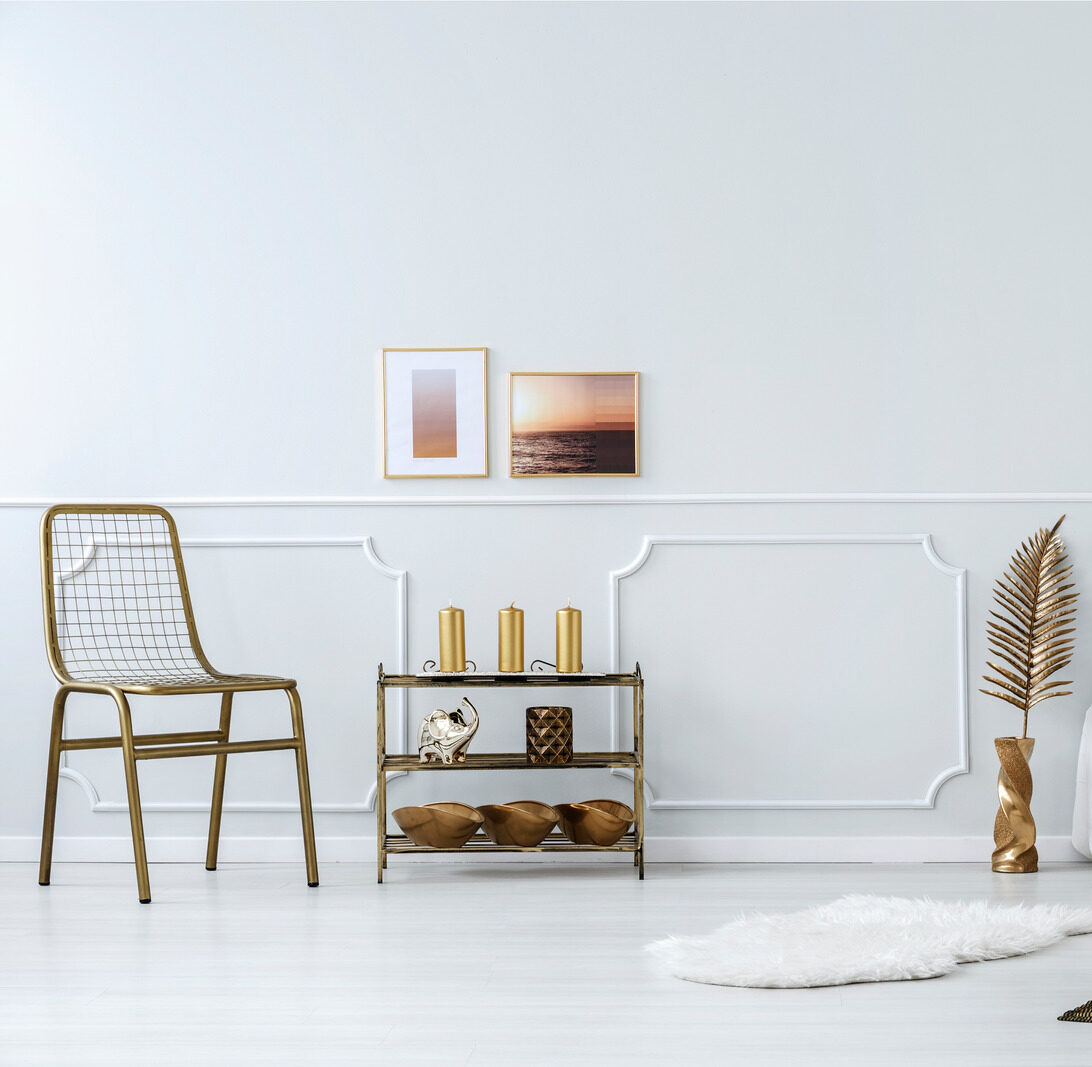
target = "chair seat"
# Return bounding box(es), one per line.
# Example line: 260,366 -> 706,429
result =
65,667 -> 295,695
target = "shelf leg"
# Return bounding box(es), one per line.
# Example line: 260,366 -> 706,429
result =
377,679 -> 386,884
634,677 -> 645,880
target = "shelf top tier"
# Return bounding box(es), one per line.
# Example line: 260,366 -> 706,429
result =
378,664 -> 641,689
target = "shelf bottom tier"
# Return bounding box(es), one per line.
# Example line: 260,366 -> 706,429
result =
383,830 -> 640,854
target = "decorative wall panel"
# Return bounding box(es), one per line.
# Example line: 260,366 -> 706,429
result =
610,535 -> 967,809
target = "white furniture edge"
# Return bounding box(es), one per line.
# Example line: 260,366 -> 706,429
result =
607,533 -> 969,810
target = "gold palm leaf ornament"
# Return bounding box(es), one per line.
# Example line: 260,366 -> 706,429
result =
981,516 -> 1078,737
980,516 -> 1078,873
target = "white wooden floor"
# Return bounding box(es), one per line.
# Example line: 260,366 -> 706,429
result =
4,860 -> 1091,1065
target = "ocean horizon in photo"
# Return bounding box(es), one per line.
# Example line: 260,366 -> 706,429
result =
511,429 -> 636,475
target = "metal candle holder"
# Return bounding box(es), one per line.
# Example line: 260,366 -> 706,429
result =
421,659 -> 477,674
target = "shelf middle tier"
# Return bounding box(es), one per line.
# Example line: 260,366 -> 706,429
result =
382,752 -> 638,772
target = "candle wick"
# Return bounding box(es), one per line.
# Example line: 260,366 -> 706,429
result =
567,598 -> 571,608
510,602 -> 515,609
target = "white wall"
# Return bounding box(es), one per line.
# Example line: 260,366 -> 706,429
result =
2,2 -> 1091,863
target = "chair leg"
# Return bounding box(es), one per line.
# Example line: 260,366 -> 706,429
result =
39,688 -> 70,886
205,692 -> 233,871
287,686 -> 319,887
114,691 -> 152,903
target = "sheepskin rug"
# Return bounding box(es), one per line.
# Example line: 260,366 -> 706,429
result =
647,895 -> 1092,988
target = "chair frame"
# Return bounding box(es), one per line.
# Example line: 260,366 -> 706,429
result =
38,504 -> 319,902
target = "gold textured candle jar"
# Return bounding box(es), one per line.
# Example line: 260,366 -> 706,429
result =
438,603 -> 466,672
526,706 -> 573,765
498,603 -> 524,672
556,601 -> 582,673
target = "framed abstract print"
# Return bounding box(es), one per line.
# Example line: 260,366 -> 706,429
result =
382,348 -> 488,478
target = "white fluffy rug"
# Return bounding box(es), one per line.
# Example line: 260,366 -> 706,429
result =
647,895 -> 1092,988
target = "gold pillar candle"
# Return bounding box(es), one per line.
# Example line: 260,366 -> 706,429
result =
498,603 -> 524,672
438,603 -> 466,672
556,600 -> 582,673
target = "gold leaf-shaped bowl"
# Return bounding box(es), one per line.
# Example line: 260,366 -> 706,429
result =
556,799 -> 634,846
477,800 -> 559,847
392,802 -> 484,849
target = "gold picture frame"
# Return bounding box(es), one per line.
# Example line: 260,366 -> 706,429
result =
509,372 -> 639,477
382,348 -> 489,478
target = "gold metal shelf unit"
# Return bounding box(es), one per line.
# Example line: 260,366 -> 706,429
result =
375,664 -> 645,882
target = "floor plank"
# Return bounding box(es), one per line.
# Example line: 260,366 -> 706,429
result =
4,861 -> 1091,1065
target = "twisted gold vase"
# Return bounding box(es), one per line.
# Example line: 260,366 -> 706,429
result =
992,737 -> 1037,873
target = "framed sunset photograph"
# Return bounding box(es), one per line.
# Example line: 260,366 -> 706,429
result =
509,372 -> 639,477
382,348 -> 488,478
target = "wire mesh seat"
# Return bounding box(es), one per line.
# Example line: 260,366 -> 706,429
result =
38,505 -> 319,902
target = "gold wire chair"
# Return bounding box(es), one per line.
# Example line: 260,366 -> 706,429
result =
38,505 -> 319,902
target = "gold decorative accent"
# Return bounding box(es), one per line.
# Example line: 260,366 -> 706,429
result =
38,505 -> 319,903
556,602 -> 582,673
526,706 -> 574,765
498,603 -> 524,672
556,799 -> 634,846
980,516 -> 1077,873
392,802 -> 484,849
477,801 -> 559,847
1058,999 -> 1092,1023
980,515 -> 1078,738
438,603 -> 466,672
992,736 -> 1038,873
417,698 -> 479,764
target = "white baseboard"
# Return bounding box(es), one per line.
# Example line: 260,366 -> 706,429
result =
4,835 -> 1088,864
651,835 -> 1087,863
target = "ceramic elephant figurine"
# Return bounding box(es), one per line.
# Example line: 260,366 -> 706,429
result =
417,697 -> 479,764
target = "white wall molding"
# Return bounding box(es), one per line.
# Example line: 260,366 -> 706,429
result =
608,533 -> 969,810
6,492 -> 1092,509
3,835 -> 1085,864
59,535 -> 407,816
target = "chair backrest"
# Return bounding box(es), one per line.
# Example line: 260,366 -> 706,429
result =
40,505 -> 215,686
